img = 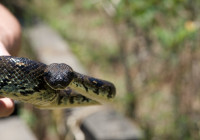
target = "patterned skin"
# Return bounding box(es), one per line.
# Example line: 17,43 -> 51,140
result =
0,56 -> 116,109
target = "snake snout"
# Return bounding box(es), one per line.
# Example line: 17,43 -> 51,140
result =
44,63 -> 74,90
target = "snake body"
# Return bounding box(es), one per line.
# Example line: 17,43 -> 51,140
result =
0,56 -> 116,109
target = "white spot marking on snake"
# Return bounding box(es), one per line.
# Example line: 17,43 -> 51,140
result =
16,62 -> 25,66
10,58 -> 20,63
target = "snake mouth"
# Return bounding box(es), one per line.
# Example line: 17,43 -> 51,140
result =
50,84 -> 67,90
45,79 -> 73,90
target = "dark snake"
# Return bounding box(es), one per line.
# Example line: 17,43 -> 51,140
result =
0,56 -> 116,109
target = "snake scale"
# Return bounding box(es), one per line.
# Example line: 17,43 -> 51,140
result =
0,56 -> 116,109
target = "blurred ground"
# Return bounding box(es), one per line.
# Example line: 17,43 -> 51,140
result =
0,117 -> 37,140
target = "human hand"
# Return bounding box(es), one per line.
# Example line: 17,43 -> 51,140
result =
0,4 -> 21,117
0,96 -> 14,117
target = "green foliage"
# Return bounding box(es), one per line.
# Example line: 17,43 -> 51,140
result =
112,0 -> 200,139
154,24 -> 197,52
82,0 -> 96,11
60,2 -> 75,14
20,108 -> 37,128
115,0 -> 199,58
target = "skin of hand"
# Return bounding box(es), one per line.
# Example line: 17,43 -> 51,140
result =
0,4 -> 21,117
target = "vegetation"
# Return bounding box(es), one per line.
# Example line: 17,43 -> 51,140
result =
3,0 -> 200,139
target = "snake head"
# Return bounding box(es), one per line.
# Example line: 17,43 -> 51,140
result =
44,63 -> 74,90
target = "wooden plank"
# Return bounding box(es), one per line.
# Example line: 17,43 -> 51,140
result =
25,22 -> 86,74
81,109 -> 143,140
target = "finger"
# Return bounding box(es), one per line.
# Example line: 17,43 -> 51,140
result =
0,42 -> 10,56
0,97 -> 14,117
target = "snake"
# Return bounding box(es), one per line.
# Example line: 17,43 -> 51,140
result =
0,56 -> 116,109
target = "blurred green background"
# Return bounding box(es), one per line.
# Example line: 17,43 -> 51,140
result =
2,0 -> 200,140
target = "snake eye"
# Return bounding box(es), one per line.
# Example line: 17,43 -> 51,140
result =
44,63 -> 74,90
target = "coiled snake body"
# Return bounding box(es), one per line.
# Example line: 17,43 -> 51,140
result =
0,56 -> 116,109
